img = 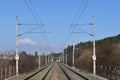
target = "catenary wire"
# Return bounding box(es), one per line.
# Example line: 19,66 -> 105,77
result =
29,0 -> 43,24
72,0 -> 85,25
75,0 -> 90,25
19,26 -> 41,36
24,0 -> 39,24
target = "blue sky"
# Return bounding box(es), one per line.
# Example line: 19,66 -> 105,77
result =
0,0 -> 120,54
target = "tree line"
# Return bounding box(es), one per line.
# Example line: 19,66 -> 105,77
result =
64,34 -> 120,73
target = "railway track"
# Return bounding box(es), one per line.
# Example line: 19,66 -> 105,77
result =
24,63 -> 55,80
24,62 -> 90,80
59,63 -> 90,80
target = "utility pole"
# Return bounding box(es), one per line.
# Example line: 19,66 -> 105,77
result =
39,54 -> 40,68
72,16 -> 96,74
72,44 -> 75,68
66,50 -> 67,65
51,53 -> 53,62
15,16 -> 19,76
50,53 -> 52,63
45,54 -> 47,65
63,51 -> 64,63
48,53 -> 49,64
92,16 -> 96,75
15,16 -> 48,75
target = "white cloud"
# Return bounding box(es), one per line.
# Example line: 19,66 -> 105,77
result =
19,38 -> 38,45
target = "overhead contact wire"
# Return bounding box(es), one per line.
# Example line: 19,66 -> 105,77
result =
24,0 -> 39,24
29,0 -> 43,24
75,0 -> 90,25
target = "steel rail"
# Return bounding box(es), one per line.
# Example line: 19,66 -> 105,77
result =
23,63 -> 54,80
59,63 -> 90,80
40,64 -> 55,80
58,63 -> 71,80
